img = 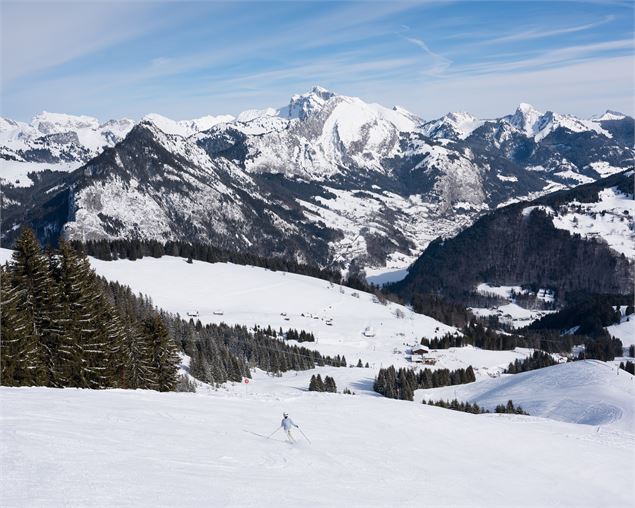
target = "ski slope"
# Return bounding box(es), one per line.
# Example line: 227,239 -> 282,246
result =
416,360 -> 635,432
1,385 -> 632,508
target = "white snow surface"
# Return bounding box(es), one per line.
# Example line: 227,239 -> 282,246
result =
143,113 -> 235,137
0,248 -> 535,377
421,111 -> 484,139
0,159 -> 79,187
551,187 -> 635,259
417,360 -> 635,432
87,254 -> 457,367
1,381 -> 633,507
607,309 -> 635,347
472,283 -> 555,328
470,303 -> 554,329
1,247 -> 634,506
476,283 -> 523,299
504,104 -> 612,141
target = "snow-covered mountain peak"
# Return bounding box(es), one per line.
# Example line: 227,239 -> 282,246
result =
594,110 -> 627,121
421,111 -> 483,140
236,108 -> 277,123
508,103 -> 543,136
284,86 -> 337,120
32,111 -> 100,135
142,113 -> 234,137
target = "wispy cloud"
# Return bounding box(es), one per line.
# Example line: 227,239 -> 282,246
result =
404,36 -> 453,75
1,0 -> 632,121
479,15 -> 616,45
0,2 -> 164,83
454,38 -> 634,75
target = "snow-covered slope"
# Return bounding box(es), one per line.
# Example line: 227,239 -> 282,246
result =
550,185 -> 635,259
1,382 -> 633,507
417,360 -> 635,431
200,86 -> 420,178
0,248 -> 549,377
88,254 -> 457,368
608,307 -> 635,347
0,112 -> 134,187
421,111 -> 483,140
3,89 -> 633,272
502,103 -> 611,142
143,113 -> 235,137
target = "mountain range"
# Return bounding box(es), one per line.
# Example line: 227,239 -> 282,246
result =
1,86 -> 633,271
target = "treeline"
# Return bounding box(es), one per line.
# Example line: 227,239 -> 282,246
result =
410,293 -> 474,328
504,351 -> 559,374
527,293 -> 630,338
577,337 -> 624,362
165,318 -> 347,384
1,228 -> 180,390
374,365 -> 476,401
425,398 -> 528,415
308,374 -> 337,392
76,238 -> 346,285
421,322 -> 531,351
285,329 -> 316,343
421,319 -> 624,360
619,361 -> 634,375
1,227 -> 352,390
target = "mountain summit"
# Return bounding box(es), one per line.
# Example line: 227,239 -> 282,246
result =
1,88 -> 633,271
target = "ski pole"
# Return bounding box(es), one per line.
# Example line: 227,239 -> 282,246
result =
267,427 -> 281,439
298,428 -> 311,444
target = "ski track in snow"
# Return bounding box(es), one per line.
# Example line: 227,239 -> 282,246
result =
1,385 -> 633,508
1,249 -> 634,506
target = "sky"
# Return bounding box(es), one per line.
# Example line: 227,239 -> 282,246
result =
1,0 -> 633,122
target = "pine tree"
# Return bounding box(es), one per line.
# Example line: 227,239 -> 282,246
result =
315,373 -> 325,392
56,241 -> 117,388
7,227 -> 57,385
309,374 -> 319,391
0,266 -> 42,386
324,375 -> 337,393
143,316 -> 181,391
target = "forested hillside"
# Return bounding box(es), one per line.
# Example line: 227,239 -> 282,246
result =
0,228 -> 346,389
393,171 -> 633,303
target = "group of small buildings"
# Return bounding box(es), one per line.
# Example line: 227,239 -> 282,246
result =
408,345 -> 437,365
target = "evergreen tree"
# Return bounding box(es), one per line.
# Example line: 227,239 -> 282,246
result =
7,227 -> 56,385
0,266 -> 42,386
143,316 -> 181,391
324,375 -> 337,393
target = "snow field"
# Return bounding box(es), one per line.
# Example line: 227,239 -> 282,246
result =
550,187 -> 635,259
0,249 -> 529,378
88,255 -> 457,368
1,386 -> 633,508
0,160 -> 80,187
607,307 -> 635,347
416,360 -> 635,432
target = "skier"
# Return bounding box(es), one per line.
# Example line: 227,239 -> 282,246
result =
281,412 -> 299,443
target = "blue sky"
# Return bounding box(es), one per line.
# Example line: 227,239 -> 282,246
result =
1,1 -> 633,121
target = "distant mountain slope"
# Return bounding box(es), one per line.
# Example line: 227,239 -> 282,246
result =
2,88 -> 633,271
393,171 -> 634,301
